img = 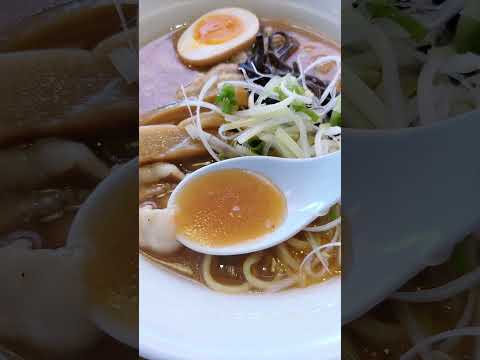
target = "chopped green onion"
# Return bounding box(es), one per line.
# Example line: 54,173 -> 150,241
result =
330,112 -> 341,126
283,75 -> 306,94
211,73 -> 340,160
291,83 -> 306,95
328,206 -> 339,221
247,137 -> 264,154
218,153 -> 229,161
216,84 -> 238,114
330,96 -> 342,126
274,80 -> 305,99
274,81 -> 318,121
366,0 -> 427,42
291,101 -> 320,122
273,86 -> 288,101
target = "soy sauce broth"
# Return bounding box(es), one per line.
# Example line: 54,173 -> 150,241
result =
174,169 -> 286,247
139,19 -> 340,114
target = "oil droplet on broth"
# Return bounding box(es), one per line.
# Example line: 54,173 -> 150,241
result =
174,169 -> 286,247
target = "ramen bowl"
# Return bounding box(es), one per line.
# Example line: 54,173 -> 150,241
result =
68,159 -> 139,349
139,1 -> 341,360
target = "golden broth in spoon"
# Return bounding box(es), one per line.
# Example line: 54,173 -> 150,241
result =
174,169 -> 286,247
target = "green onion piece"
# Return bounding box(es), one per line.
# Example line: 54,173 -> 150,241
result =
330,112 -> 342,126
328,206 -> 339,221
283,75 -> 306,95
247,137 -> 264,154
273,86 -> 288,101
366,0 -> 428,42
330,96 -> 342,126
291,84 -> 306,95
291,101 -> 320,122
276,81 -> 318,121
218,153 -> 226,160
216,84 -> 238,114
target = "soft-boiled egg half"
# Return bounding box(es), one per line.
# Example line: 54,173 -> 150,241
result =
177,8 -> 259,67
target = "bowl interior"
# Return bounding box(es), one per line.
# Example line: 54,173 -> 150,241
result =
139,1 -> 340,360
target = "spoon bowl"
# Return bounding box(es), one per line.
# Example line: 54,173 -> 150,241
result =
167,151 -> 341,255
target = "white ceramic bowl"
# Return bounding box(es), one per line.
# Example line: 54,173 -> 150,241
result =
139,1 -> 341,360
68,159 -> 138,348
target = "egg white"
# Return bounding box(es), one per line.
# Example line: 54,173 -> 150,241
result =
177,8 -> 259,67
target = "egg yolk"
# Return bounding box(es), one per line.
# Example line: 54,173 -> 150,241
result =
193,14 -> 244,45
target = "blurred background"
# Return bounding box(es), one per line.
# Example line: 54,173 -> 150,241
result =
0,0 -> 138,358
